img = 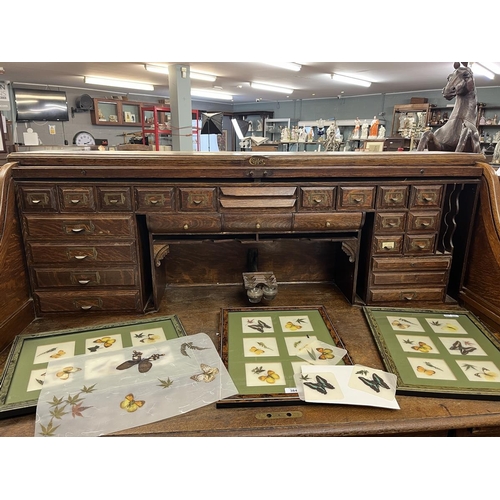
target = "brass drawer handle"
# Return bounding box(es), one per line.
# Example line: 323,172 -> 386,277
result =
325,221 -> 331,228
387,222 -> 397,227
183,224 -> 189,230
71,227 -> 85,233
149,199 -> 159,204
389,196 -> 400,202
80,305 -> 93,310
415,243 -> 427,249
255,223 -> 261,229
422,196 -> 433,202
192,199 -> 203,205
403,294 -> 415,301
70,199 -> 81,204
109,198 -> 119,204
74,255 -> 88,260
78,279 -> 91,285
420,222 -> 431,227
352,197 -> 363,203
31,199 -> 41,204
313,198 -> 322,204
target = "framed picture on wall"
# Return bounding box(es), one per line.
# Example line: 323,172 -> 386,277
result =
0,116 -> 6,153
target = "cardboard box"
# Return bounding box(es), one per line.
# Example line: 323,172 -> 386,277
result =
410,97 -> 428,104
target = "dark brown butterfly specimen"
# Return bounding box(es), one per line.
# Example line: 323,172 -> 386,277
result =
247,320 -> 272,333
116,350 -> 164,373
450,340 -> 476,355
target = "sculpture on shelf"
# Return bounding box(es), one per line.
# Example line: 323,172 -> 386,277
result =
369,116 -> 379,138
352,117 -> 361,139
417,62 -> 480,153
378,125 -> 386,139
323,121 -> 342,151
360,120 -> 369,140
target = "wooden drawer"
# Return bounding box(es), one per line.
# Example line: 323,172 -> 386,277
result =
223,214 -> 292,232
410,185 -> 443,209
147,214 -> 221,233
367,287 -> 446,303
299,187 -> 335,210
220,186 -> 296,210
59,186 -> 96,212
376,186 -> 408,209
23,215 -> 136,238
97,186 -> 133,211
34,290 -> 142,313
373,235 -> 404,254
33,268 -> 138,288
372,256 -> 452,272
293,212 -> 363,231
28,241 -> 137,264
135,187 -> 175,211
18,186 -> 58,212
179,188 -> 216,211
404,233 -> 436,254
375,212 -> 407,233
338,186 -> 375,210
371,271 -> 448,286
407,211 -> 440,231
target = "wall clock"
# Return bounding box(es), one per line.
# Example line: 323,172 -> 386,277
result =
73,131 -> 95,146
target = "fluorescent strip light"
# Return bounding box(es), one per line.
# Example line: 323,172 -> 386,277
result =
264,62 -> 301,72
191,89 -> 233,101
478,62 -> 500,75
250,82 -> 294,94
145,64 -> 217,82
471,63 -> 495,79
84,76 -> 154,91
232,118 -> 244,140
331,73 -> 372,87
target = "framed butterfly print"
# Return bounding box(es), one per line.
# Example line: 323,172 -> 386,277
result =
363,306 -> 500,400
0,315 -> 187,419
217,305 -> 353,407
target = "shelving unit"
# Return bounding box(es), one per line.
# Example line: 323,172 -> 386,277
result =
90,98 -> 142,126
264,118 -> 291,143
477,104 -> 500,150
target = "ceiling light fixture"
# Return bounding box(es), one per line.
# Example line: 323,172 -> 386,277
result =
264,62 -> 302,72
478,62 -> 500,74
331,73 -> 372,87
191,89 -> 233,101
471,63 -> 495,79
250,82 -> 294,94
84,76 -> 154,91
145,64 -> 217,82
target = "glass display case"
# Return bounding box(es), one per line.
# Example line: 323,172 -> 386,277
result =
91,98 -> 142,126
264,118 -> 291,143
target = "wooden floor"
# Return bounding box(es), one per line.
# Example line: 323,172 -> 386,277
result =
3,283 -> 500,437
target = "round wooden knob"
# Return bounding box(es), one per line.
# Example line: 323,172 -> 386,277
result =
255,223 -> 261,229
183,224 -> 189,230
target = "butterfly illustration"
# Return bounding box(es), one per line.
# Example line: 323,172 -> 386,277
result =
417,365 -> 436,376
191,364 -> 219,383
247,320 -> 272,333
50,350 -> 66,359
93,336 -> 116,348
120,394 -> 145,412
116,350 -> 164,373
250,346 -> 265,355
450,340 -> 476,355
391,320 -> 409,330
317,347 -> 335,360
36,347 -> 57,357
411,341 -> 432,353
304,374 -> 334,395
358,373 -> 390,393
56,366 -> 82,380
258,370 -> 280,384
285,321 -> 302,331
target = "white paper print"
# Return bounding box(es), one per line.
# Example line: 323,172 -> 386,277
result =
396,335 -> 439,354
294,339 -> 347,366
130,326 -> 167,346
244,362 -> 285,387
406,357 -> 457,381
425,318 -> 467,334
457,360 -> 500,382
241,316 -> 274,334
279,315 -> 314,333
387,316 -> 425,332
33,341 -> 76,363
440,337 -> 487,356
242,337 -> 279,357
35,333 -> 237,437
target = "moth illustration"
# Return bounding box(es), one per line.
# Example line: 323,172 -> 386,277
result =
417,365 -> 435,376
450,340 -> 476,355
120,394 -> 145,412
358,372 -> 390,393
247,320 -> 272,333
191,363 -> 219,383
56,366 -> 82,380
116,350 -> 164,373
304,374 -> 334,395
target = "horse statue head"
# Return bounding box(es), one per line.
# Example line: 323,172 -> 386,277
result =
443,62 -> 476,101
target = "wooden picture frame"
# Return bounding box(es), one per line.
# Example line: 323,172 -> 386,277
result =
363,306 -> 500,400
218,305 -> 352,407
0,315 -> 187,419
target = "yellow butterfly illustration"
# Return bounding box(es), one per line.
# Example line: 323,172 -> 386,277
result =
93,336 -> 116,348
417,365 -> 435,376
285,321 -> 302,331
391,320 -> 409,329
50,350 -> 66,358
191,363 -> 219,383
250,346 -> 265,355
317,347 -> 334,360
259,370 -> 280,384
442,323 -> 459,332
56,366 -> 82,380
412,341 -> 432,353
120,393 -> 145,412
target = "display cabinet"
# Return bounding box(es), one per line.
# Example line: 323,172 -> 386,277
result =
264,118 -> 290,143
90,98 -> 142,126
477,104 -> 500,149
390,103 -> 431,145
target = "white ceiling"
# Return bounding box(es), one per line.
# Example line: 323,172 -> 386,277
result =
1,62 -> 500,104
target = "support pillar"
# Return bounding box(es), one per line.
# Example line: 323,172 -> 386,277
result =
168,64 -> 193,151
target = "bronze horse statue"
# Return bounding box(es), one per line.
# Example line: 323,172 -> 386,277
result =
417,62 -> 481,153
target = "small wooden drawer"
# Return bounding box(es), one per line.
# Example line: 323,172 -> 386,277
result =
407,211 -> 440,231
294,212 -> 363,231
97,187 -> 133,211
299,187 -> 335,210
338,186 -> 375,210
23,215 -> 135,238
372,256 -> 451,272
220,186 -> 296,210
135,187 -> 175,211
34,290 -> 142,313
373,235 -> 404,254
147,214 -> 221,233
376,186 -> 408,209
371,271 -> 448,286
33,268 -> 138,288
223,214 -> 292,232
179,188 -> 216,211
375,212 -> 407,233
367,287 -> 446,303
59,186 -> 96,211
410,185 -> 443,209
28,241 -> 137,264
405,233 -> 436,254
18,186 -> 58,212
